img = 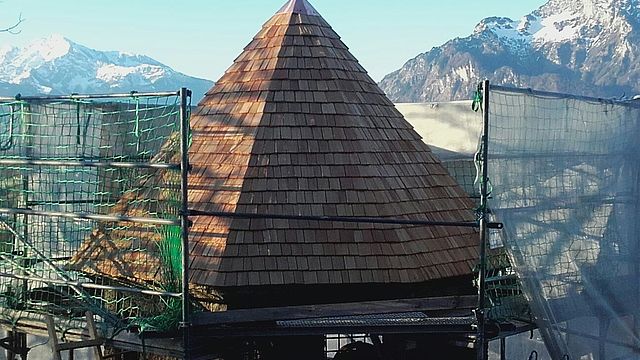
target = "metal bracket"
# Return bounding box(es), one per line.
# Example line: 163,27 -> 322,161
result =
0,331 -> 29,360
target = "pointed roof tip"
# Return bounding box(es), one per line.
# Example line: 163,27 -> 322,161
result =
277,0 -> 320,16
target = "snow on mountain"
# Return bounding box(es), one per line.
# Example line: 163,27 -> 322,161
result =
0,34 -> 213,99
95,64 -> 167,84
478,10 -> 580,45
380,0 -> 640,102
0,46 -> 12,68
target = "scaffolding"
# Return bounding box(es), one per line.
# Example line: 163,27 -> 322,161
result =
8,82 -> 635,360
396,84 -> 640,359
0,90 -> 191,353
0,87 -> 505,360
487,84 -> 640,359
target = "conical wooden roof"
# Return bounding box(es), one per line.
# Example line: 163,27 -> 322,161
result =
186,0 -> 479,290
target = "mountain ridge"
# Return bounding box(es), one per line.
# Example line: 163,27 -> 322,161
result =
379,0 -> 640,102
0,34 -> 214,100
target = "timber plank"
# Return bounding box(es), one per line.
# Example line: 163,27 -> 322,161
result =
192,295 -> 477,326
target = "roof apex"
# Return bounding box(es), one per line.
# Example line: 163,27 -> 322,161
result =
277,0 -> 320,16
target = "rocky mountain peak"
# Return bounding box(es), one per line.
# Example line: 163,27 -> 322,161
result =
22,34 -> 72,62
379,0 -> 640,102
541,0 -> 638,23
545,0 -> 628,13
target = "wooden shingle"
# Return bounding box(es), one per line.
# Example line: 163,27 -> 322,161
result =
72,0 -> 479,303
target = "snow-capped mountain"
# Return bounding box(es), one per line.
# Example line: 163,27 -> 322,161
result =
379,0 -> 640,102
0,35 -> 213,99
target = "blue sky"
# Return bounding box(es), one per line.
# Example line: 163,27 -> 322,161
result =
0,0 -> 546,82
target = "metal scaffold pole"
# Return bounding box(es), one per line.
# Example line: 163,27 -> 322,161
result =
476,79 -> 490,360
179,87 -> 192,360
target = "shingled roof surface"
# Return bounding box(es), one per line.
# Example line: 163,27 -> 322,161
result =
186,0 -> 479,289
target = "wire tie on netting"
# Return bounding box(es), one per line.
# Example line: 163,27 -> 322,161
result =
74,97 -> 82,145
477,176 -> 493,197
82,112 -> 92,157
133,94 -> 141,153
187,93 -> 193,147
0,103 -> 16,151
473,134 -> 485,194
475,205 -> 485,221
134,96 -> 140,152
18,101 -> 27,147
473,136 -> 493,198
472,83 -> 483,112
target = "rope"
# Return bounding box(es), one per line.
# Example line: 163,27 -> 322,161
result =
472,83 -> 483,112
472,100 -> 492,219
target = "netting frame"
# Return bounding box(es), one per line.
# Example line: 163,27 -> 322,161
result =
484,82 -> 640,360
0,89 -> 192,350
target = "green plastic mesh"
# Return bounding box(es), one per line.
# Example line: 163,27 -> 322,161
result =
0,93 -> 187,337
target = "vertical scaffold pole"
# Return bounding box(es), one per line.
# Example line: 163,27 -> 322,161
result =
477,79 -> 490,360
179,87 -> 192,360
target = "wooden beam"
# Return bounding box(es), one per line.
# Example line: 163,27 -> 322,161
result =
0,309 -> 90,341
192,295 -> 478,326
86,311 -> 105,359
45,315 -> 63,360
0,312 -> 184,358
105,332 -> 184,358
56,339 -> 104,352
46,312 -> 106,359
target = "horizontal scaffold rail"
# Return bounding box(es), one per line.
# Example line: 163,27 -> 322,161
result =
490,84 -> 640,107
488,152 -> 628,160
189,209 -> 503,229
0,208 -> 503,229
0,208 -> 180,226
0,91 -> 181,102
0,273 -> 182,297
0,158 -> 180,170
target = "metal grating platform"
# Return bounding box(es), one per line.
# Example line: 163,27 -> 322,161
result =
277,312 -> 476,328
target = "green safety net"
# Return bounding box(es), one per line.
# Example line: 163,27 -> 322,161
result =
0,93 -> 188,338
